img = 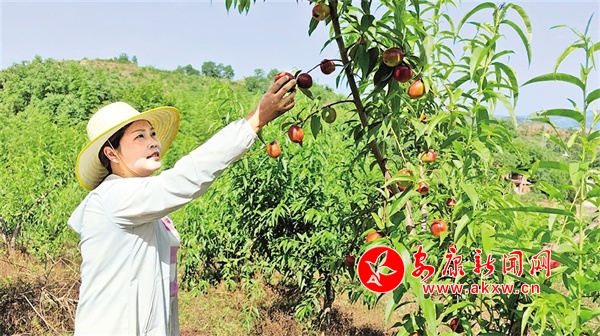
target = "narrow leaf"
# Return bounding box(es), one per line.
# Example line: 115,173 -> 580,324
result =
586,88 -> 600,106
542,108 -> 584,124
522,73 -> 585,91
501,19 -> 532,64
554,45 -> 579,73
535,161 -> 570,171
498,206 -> 574,216
310,114 -> 321,139
456,2 -> 497,34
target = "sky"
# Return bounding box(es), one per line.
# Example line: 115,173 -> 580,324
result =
1,0 -> 599,118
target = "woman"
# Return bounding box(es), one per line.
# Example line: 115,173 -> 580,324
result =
68,77 -> 296,335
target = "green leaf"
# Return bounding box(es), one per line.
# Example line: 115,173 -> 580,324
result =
481,223 -> 495,255
541,108 -> 584,124
586,88 -> 600,106
554,44 -> 579,73
501,19 -> 532,64
385,284 -> 407,324
308,18 -> 319,36
493,62 -> 519,100
299,88 -> 314,100
367,47 -> 379,77
456,2 -> 497,34
373,63 -> 394,86
497,206 -> 574,217
384,295 -> 397,325
537,161 -> 569,171
566,130 -> 581,148
453,214 -> 470,247
543,132 -> 568,153
360,14 -> 375,32
522,305 -> 534,335
461,183 -> 478,208
522,73 -> 585,91
469,47 -> 484,81
310,114 -> 321,140
506,3 -> 533,40
423,298 -> 437,335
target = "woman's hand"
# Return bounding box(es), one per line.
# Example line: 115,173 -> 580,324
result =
244,76 -> 297,133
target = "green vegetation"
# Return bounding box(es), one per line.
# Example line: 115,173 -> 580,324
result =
1,0 -> 599,334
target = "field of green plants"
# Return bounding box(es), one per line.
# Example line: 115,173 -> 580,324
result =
1,0 -> 599,335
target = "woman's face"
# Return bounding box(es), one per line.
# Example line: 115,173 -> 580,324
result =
115,120 -> 162,177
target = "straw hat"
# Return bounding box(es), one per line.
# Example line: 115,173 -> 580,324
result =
76,102 -> 180,190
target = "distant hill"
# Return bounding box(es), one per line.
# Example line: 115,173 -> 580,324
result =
498,110 -> 598,130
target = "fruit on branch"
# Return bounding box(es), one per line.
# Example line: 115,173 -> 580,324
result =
382,47 -> 404,67
323,107 -> 337,123
397,168 -> 413,191
320,59 -> 336,75
446,198 -> 457,208
344,254 -> 355,268
393,64 -> 413,83
266,141 -> 281,158
420,149 -> 437,163
430,219 -> 448,237
274,71 -> 296,92
296,73 -> 313,89
419,111 -> 427,123
287,125 -> 304,144
365,231 -> 384,243
274,71 -> 294,83
550,260 -> 560,269
450,318 -> 464,332
312,3 -> 330,21
416,181 -> 429,195
408,79 -> 425,99
431,220 -> 448,237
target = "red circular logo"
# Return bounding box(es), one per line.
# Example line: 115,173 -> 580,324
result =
357,245 -> 405,293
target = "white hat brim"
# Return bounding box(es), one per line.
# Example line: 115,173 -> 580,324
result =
76,106 -> 180,190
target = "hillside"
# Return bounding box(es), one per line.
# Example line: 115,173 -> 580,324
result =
1,56 -> 598,335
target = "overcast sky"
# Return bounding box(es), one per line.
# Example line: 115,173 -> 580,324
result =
1,0 -> 599,117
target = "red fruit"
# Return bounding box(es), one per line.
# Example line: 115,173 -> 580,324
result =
296,73 -> 313,89
446,198 -> 457,208
416,181 -> 429,195
550,260 -> 560,269
397,168 -> 413,191
450,318 -> 464,332
365,231 -> 383,243
393,64 -> 413,83
287,125 -> 304,144
344,255 -> 355,268
430,219 -> 448,237
408,79 -> 425,99
320,59 -> 336,75
266,141 -> 281,158
312,3 -> 330,21
274,71 -> 294,83
382,47 -> 404,67
420,149 -> 437,163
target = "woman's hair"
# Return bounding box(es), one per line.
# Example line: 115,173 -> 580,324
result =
98,122 -> 133,175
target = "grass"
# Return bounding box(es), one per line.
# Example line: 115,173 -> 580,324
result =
0,249 -> 395,336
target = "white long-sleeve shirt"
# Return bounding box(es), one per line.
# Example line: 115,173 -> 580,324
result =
68,119 -> 256,335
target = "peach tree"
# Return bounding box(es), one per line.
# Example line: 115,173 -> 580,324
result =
223,0 -> 599,334
518,16 -> 600,335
